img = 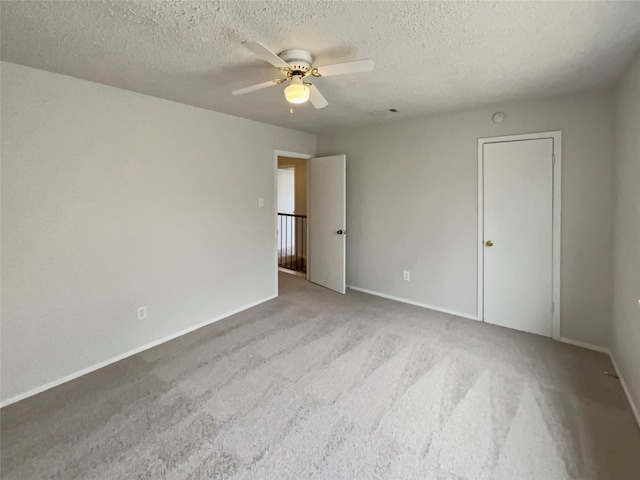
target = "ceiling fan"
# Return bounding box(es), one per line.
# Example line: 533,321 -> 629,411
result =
232,41 -> 375,109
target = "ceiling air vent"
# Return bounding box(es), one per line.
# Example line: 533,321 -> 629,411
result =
368,108 -> 399,116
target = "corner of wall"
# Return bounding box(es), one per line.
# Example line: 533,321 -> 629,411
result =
609,47 -> 640,429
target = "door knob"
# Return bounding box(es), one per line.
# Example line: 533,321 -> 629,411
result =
337,229 -> 345,235
485,240 -> 494,247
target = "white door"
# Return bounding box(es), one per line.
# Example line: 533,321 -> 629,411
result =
309,155 -> 346,293
483,139 -> 553,336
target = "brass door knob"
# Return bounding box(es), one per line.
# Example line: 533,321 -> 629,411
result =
485,240 -> 494,247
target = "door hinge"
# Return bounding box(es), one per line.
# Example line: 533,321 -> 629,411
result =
551,302 -> 555,312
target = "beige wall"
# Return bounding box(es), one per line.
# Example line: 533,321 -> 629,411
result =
318,91 -> 615,347
611,50 -> 640,420
278,156 -> 307,215
0,62 -> 316,404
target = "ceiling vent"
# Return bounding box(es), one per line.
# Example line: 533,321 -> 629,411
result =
368,108 -> 399,116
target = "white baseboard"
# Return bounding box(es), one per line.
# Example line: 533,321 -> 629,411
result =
347,285 -> 479,321
559,337 -> 610,354
609,353 -> 640,429
0,294 -> 276,409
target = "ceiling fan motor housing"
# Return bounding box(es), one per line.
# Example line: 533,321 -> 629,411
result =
278,49 -> 313,75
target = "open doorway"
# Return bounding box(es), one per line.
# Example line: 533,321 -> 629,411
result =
275,150 -> 347,295
277,156 -> 308,275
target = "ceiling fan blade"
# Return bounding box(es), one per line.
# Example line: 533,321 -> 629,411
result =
314,58 -> 374,77
308,84 -> 329,109
232,79 -> 283,96
242,41 -> 290,69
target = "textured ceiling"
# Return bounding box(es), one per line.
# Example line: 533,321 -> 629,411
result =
2,1 -> 640,134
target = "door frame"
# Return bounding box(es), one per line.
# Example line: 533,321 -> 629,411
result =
477,131 -> 562,339
274,150 -> 314,289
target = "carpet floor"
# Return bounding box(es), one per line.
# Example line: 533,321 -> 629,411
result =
2,273 -> 639,479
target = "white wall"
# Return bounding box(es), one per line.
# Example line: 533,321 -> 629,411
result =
318,91 -> 615,347
0,62 -> 316,404
277,168 -> 295,214
277,168 -> 295,250
611,50 -> 640,420
278,156 -> 308,215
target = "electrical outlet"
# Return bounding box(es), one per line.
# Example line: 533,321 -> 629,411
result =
137,305 -> 147,321
403,271 -> 410,282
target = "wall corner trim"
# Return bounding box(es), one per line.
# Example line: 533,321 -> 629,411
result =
559,337 -> 639,429
0,294 -> 277,409
346,285 -> 479,321
610,352 -> 640,430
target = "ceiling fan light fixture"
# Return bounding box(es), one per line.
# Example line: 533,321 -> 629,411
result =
284,77 -> 309,104
234,41 -> 375,110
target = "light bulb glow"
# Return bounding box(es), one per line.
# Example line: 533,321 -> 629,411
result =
284,77 -> 310,104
